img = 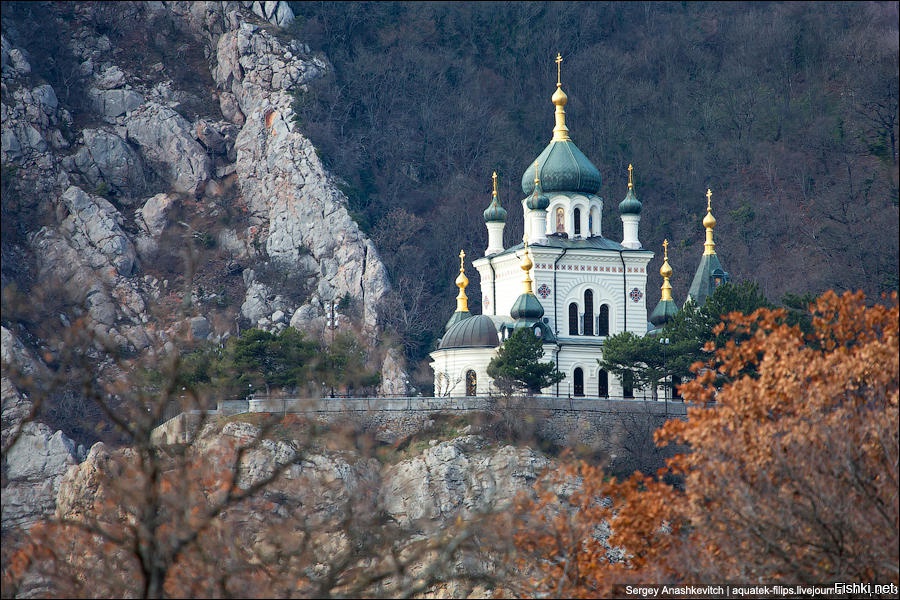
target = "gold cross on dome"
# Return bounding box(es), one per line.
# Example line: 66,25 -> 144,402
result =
706,188 -> 713,211
555,53 -> 562,86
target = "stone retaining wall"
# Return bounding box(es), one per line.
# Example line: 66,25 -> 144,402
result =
153,396 -> 688,475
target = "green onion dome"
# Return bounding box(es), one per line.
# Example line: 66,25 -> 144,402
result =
483,171 -> 508,222
439,314 -> 500,349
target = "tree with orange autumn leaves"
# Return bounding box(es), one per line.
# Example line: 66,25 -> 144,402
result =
502,290 -> 898,597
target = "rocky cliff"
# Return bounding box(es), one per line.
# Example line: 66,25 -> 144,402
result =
3,384 -> 551,597
1,6 -> 535,590
1,1 -> 402,403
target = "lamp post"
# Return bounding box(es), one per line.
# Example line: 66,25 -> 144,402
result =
326,300 -> 337,344
325,300 -> 337,398
659,337 -> 670,401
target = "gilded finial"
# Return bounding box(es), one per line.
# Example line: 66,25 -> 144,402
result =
455,249 -> 469,312
492,171 -> 498,198
534,161 -> 540,185
551,53 -> 570,142
521,235 -> 534,295
703,189 -> 717,256
660,239 -> 673,301
628,164 -> 634,189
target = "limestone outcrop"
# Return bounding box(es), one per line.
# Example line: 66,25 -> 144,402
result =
1,1 -> 406,400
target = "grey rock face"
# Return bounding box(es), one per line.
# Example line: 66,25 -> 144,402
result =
245,1 -> 295,28
125,102 -> 211,195
88,87 -> 145,119
213,18 -> 390,332
60,185 -> 136,277
73,128 -> 146,196
381,436 -> 551,527
1,378 -> 84,530
1,0 -> 405,445
136,192 -> 177,238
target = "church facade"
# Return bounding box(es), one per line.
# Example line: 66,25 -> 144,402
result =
429,55 -> 727,399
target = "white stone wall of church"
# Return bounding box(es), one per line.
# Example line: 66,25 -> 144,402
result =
430,347 -> 499,397
475,251 -> 651,338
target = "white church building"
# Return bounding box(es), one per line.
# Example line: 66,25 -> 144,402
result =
429,55 -> 728,399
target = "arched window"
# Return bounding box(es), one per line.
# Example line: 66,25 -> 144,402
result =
598,304 -> 610,336
622,371 -> 634,398
465,370 -> 477,396
588,212 -> 594,235
574,368 -> 584,397
573,208 -> 581,235
568,303 -> 579,335
555,207 -> 565,233
583,290 -> 594,336
598,369 -> 609,397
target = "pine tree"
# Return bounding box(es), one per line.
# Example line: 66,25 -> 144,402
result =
487,328 -> 564,395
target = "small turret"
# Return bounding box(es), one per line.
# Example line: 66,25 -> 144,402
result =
506,236 -> 555,341
687,188 -> 730,306
483,172 -> 507,256
525,162 -> 549,244
619,164 -> 643,249
650,239 -> 679,328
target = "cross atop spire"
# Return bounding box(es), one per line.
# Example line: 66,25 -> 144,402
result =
551,53 -> 570,142
491,171 -> 498,198
628,163 -> 634,189
555,53 -> 563,87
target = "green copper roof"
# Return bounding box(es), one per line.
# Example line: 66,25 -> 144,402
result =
445,310 -> 472,332
525,180 -> 550,210
483,198 -> 507,223
521,140 -> 602,196
686,253 -> 730,307
619,186 -> 642,215
649,298 -> 678,327
503,318 -> 557,343
439,314 -> 500,349
510,292 -> 544,321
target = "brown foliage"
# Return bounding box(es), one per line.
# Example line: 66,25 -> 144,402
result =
507,290 -> 899,595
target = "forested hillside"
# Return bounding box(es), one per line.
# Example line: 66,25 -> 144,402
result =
287,1 -> 899,366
